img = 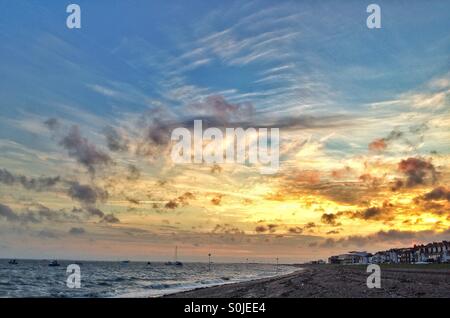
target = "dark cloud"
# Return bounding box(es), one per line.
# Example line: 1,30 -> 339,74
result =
419,201 -> 446,216
422,187 -> 450,201
101,214 -> 120,223
44,118 -> 61,131
255,223 -> 278,233
60,125 -> 111,175
0,169 -> 110,221
127,164 -> 141,181
398,157 -> 437,187
19,175 -> 61,191
288,226 -> 303,234
0,169 -> 15,185
180,113 -> 351,131
152,203 -> 160,209
255,225 -> 268,233
357,207 -> 384,219
85,207 -> 105,218
212,224 -> 244,235
368,129 -> 403,152
103,126 -> 129,152
180,96 -> 354,131
161,192 -> 195,209
67,182 -> 108,205
369,124 -> 430,153
304,222 -> 316,229
267,224 -> 278,232
321,213 -> 341,226
177,192 -> 195,206
391,179 -> 404,191
165,200 -> 178,209
125,197 -> 140,205
0,203 -> 20,222
146,121 -> 172,146
211,195 -> 222,206
69,227 -> 86,235
127,95 -> 355,161
38,229 -> 59,239
187,95 -> 254,124
338,202 -> 394,222
25,204 -> 80,224
134,107 -> 177,157
72,206 -> 112,221
0,168 -> 61,191
385,130 -> 403,141
0,203 -> 80,224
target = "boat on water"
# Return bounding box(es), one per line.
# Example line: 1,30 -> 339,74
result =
164,261 -> 183,266
165,246 -> 183,266
48,260 -> 60,267
8,259 -> 18,265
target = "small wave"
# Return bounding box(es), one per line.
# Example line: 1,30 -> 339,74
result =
200,278 -> 227,285
146,283 -> 179,290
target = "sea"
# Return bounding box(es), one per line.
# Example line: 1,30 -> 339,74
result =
0,260 -> 297,297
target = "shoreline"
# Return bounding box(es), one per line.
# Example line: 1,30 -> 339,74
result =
162,264 -> 450,298
157,266 -> 302,298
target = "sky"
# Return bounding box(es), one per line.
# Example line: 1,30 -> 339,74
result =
0,0 -> 449,263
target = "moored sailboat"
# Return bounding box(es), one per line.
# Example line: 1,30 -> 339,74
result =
165,246 -> 183,266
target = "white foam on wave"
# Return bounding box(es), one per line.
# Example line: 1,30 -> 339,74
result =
115,266 -> 300,298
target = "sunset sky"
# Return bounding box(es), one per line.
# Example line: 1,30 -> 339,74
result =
0,0 -> 449,263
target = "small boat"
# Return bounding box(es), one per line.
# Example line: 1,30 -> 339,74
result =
121,260 -> 130,264
48,260 -> 60,267
165,246 -> 183,266
147,262 -> 151,265
8,259 -> 18,265
164,261 -> 183,266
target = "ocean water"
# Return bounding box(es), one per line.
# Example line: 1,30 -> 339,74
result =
0,260 -> 297,297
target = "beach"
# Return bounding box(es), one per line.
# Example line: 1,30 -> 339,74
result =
164,264 -> 450,298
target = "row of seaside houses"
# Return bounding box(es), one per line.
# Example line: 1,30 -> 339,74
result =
327,241 -> 450,265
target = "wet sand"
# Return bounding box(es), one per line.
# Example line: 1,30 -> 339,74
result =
164,264 -> 450,298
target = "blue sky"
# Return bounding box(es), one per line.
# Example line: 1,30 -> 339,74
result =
0,1 -> 448,152
0,1 -> 449,261
1,1 -> 449,117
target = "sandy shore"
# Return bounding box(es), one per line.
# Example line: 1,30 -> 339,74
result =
164,264 -> 450,298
